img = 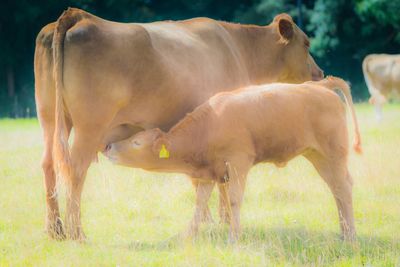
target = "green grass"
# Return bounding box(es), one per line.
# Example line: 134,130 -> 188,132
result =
0,103 -> 399,266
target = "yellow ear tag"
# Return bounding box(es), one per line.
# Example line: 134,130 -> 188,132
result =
159,144 -> 170,159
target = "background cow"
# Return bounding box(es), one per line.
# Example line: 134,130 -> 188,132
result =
35,7 -> 323,240
362,54 -> 400,120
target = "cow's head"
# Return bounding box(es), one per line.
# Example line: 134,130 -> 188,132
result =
103,128 -> 172,170
271,13 -> 323,83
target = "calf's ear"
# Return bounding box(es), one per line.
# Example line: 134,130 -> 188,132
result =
152,135 -> 171,157
274,13 -> 294,44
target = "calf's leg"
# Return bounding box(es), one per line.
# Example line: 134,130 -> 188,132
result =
186,181 -> 215,237
217,184 -> 230,224
306,153 -> 356,241
331,171 -> 356,241
221,157 -> 252,242
191,179 -> 214,223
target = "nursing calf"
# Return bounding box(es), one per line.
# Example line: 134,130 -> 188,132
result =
104,76 -> 361,241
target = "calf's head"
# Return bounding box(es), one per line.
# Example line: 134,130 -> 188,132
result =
271,13 -> 323,82
103,128 -> 172,171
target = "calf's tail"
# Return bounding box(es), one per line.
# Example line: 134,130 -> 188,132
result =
319,76 -> 362,154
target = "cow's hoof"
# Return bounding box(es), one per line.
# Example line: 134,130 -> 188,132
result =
66,226 -> 86,241
70,231 -> 86,242
46,217 -> 66,240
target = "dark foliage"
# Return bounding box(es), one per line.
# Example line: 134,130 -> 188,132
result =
0,0 -> 398,117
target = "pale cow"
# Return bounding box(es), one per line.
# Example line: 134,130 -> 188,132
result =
35,8 -> 323,240
104,76 -> 362,242
362,54 -> 400,120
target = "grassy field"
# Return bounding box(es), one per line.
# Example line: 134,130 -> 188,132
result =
0,103 -> 399,266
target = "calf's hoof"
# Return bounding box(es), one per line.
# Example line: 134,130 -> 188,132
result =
219,213 -> 230,225
201,209 -> 214,224
184,226 -> 198,240
228,229 -> 240,244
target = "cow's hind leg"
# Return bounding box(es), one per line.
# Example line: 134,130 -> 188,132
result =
40,117 -> 66,239
305,153 -> 356,241
64,128 -> 101,240
374,102 -> 383,121
35,22 -> 68,239
369,90 -> 386,121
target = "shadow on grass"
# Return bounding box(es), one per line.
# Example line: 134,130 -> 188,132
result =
119,226 -> 399,265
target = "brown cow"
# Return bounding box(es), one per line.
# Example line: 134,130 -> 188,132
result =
34,8 -> 323,240
104,77 -> 361,242
363,54 -> 400,120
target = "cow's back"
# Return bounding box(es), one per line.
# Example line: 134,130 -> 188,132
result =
365,54 -> 395,80
138,18 -> 250,96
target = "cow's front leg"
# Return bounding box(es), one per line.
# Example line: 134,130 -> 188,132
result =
186,181 -> 215,238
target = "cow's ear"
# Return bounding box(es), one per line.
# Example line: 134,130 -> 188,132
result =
275,14 -> 294,44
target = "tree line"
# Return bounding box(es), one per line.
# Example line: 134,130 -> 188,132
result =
0,0 -> 399,117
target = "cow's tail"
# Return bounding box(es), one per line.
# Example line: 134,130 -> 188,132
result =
52,8 -> 83,185
320,76 -> 362,154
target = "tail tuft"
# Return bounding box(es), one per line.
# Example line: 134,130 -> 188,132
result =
353,139 -> 362,154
